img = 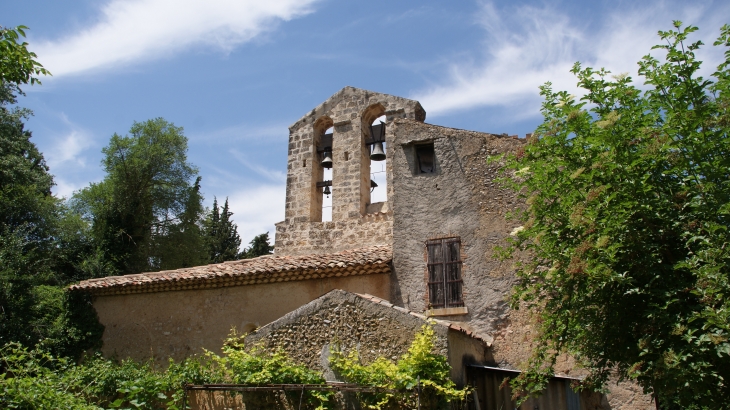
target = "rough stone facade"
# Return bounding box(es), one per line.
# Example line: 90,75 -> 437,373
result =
389,120 -> 524,338
274,86 -> 425,256
244,289 -> 489,386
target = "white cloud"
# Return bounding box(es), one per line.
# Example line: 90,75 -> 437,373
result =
52,177 -> 88,200
414,0 -> 729,119
189,122 -> 288,144
226,184 -> 286,245
46,129 -> 93,169
229,149 -> 286,182
43,114 -> 99,199
32,0 -> 320,77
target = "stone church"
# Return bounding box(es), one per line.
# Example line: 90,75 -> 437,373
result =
71,87 -> 651,409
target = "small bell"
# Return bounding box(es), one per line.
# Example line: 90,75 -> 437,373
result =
321,149 -> 333,169
323,185 -> 331,197
370,142 -> 386,161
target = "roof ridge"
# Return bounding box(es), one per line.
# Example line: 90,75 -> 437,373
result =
70,245 -> 392,296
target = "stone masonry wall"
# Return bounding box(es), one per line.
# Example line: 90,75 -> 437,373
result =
244,290 -> 449,377
389,119 -> 524,338
388,120 -> 653,409
275,87 -> 425,256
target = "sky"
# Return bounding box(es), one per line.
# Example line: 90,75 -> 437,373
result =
5,0 -> 729,245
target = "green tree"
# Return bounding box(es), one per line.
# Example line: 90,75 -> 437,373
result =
155,176 -> 208,270
73,118 -> 204,274
0,77 -> 57,348
0,82 -> 55,238
204,197 -> 242,263
500,22 -> 730,408
0,30 -> 100,358
0,25 -> 50,85
240,232 -> 273,259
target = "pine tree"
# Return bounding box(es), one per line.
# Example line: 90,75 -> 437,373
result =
239,232 -> 274,259
204,197 -> 242,263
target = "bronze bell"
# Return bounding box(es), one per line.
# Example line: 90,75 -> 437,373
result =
370,142 -> 386,161
321,149 -> 333,169
323,185 -> 331,197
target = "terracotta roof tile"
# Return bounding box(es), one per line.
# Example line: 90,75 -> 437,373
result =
70,245 -> 392,296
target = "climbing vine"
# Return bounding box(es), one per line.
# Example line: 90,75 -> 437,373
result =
330,325 -> 470,409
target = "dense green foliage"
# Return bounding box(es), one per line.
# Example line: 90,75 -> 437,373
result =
499,22 -> 730,408
204,197 -> 242,263
0,65 -> 100,356
2,326 -> 465,409
72,119 -> 208,274
0,27 -> 260,359
239,231 -> 274,259
217,335 -> 331,409
0,342 -> 226,409
330,325 -> 469,409
0,79 -> 55,347
0,25 -> 50,85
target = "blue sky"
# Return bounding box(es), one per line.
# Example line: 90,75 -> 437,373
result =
5,0 -> 729,244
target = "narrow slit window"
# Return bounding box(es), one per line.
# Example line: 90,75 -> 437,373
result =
416,144 -> 435,173
426,237 -> 463,309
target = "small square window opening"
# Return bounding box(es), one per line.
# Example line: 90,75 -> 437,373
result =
416,144 -> 435,173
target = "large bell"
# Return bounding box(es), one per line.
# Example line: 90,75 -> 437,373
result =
321,149 -> 333,169
370,142 -> 386,161
323,185 -> 331,197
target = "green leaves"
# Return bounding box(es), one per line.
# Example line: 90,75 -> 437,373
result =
73,118 -> 206,274
501,22 -> 730,408
329,325 -> 468,409
204,197 -> 244,263
0,25 -> 51,86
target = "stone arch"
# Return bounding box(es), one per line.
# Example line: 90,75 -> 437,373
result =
313,116 -> 334,136
360,103 -> 386,139
360,103 -> 387,212
310,116 -> 334,222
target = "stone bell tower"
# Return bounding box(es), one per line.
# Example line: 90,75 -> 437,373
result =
274,87 -> 426,256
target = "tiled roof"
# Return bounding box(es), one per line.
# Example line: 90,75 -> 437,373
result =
355,292 -> 494,346
70,245 -> 392,296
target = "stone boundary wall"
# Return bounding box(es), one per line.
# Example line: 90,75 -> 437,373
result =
244,289 -> 449,378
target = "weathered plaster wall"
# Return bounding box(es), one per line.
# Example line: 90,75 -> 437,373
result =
94,274 -> 390,363
244,290 -> 488,387
389,119 -> 524,338
275,87 -> 425,256
447,330 -> 490,386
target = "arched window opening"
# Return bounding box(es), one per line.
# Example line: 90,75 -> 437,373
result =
369,115 -> 387,204
361,103 -> 387,214
312,117 -> 333,222
322,125 -> 333,221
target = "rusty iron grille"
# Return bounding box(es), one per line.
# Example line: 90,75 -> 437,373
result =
426,237 -> 464,309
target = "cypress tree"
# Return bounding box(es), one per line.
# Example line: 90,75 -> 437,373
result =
204,197 -> 241,263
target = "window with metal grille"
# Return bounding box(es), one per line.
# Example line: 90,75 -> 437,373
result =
426,237 -> 464,309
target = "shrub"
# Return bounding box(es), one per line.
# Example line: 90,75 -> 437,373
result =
330,325 -> 469,409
